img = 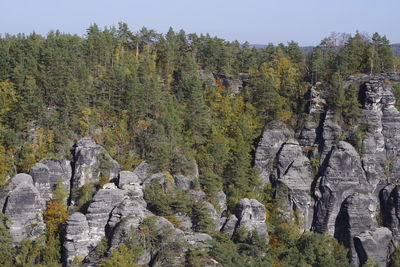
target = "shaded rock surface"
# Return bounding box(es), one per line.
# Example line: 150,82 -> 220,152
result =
334,193 -> 377,266
29,159 -> 71,202
235,198 -> 268,239
4,174 -> 45,242
72,137 -> 120,189
313,141 -> 370,235
63,212 -> 91,264
274,139 -> 314,231
255,121 -> 292,183
86,187 -> 127,246
354,227 -> 394,267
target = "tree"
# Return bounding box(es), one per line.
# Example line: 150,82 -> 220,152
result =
0,214 -> 14,266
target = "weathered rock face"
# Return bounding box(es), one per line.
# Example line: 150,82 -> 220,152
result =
380,185 -> 400,240
63,212 -> 91,264
274,139 -> 314,231
174,174 -> 196,190
359,79 -> 400,189
214,73 -> 244,95
86,187 -> 127,246
235,198 -> 268,239
313,141 -> 370,235
132,161 -> 151,184
221,214 -> 238,237
108,198 -> 153,248
118,170 -> 139,187
4,174 -> 45,242
29,159 -> 71,202
334,193 -> 377,266
72,137 -> 120,189
354,227 -> 394,267
320,110 -> 342,161
255,121 -> 292,183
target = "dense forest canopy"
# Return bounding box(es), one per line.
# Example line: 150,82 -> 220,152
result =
0,22 -> 399,266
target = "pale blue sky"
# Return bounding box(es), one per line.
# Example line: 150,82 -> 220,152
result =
1,0 -> 399,45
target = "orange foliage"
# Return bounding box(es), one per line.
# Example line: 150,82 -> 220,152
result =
43,200 -> 68,237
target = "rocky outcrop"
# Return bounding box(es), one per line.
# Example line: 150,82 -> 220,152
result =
320,110 -> 342,161
255,121 -> 292,183
313,141 -> 370,235
72,137 -> 120,189
174,174 -> 196,190
29,159 -> 71,202
334,193 -> 377,266
235,198 -> 268,239
354,227 -> 394,267
63,212 -> 91,264
86,187 -> 127,245
221,214 -> 238,237
118,170 -> 139,187
273,139 -> 314,231
4,174 -> 45,243
108,198 -> 153,248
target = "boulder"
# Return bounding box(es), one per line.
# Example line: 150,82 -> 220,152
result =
72,137 -> 119,189
175,174 -> 195,190
132,161 -> 151,184
221,214 -> 238,237
235,198 -> 268,239
118,170 -> 139,187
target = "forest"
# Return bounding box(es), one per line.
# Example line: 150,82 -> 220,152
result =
0,22 -> 400,267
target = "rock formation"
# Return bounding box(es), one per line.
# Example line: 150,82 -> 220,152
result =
4,174 -> 45,242
235,198 -> 268,239
29,159 -> 71,202
72,137 -> 120,189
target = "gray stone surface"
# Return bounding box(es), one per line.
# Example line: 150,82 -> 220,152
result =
320,110 -> 342,161
118,170 -> 139,187
313,141 -> 370,235
72,137 -> 120,189
132,161 -> 151,184
108,198 -> 153,248
235,198 -> 268,239
255,121 -> 292,183
354,227 -> 394,267
4,174 -> 45,243
334,193 -> 378,266
174,174 -> 195,190
29,159 -> 71,202
274,139 -> 314,231
221,214 -> 238,237
63,212 -> 91,264
86,187 -> 127,246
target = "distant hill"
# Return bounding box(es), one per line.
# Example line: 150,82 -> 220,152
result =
251,43 -> 400,56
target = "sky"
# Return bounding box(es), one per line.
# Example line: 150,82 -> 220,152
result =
1,0 -> 399,46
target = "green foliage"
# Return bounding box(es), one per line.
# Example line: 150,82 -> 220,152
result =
191,201 -> 215,234
0,214 -> 14,266
296,233 -> 350,267
390,246 -> 400,267
393,84 -> 400,110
